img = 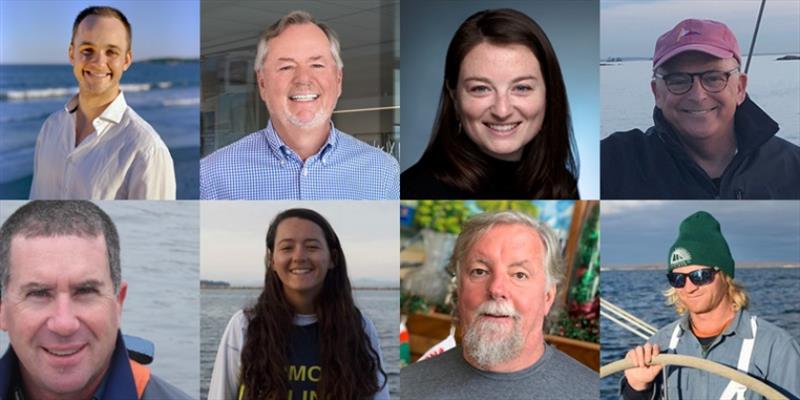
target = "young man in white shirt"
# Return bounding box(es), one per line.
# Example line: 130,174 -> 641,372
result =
30,6 -> 175,200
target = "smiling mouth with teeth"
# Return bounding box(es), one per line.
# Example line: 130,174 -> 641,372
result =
289,268 -> 314,275
44,345 -> 85,357
682,106 -> 718,114
484,122 -> 521,132
84,71 -> 111,80
289,94 -> 319,102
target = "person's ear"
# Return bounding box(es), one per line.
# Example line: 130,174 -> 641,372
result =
543,283 -> 557,316
115,280 -> 128,316
123,50 -> 132,72
651,79 -> 666,110
735,72 -> 748,106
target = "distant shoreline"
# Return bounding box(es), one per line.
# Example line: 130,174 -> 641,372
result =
602,262 -> 800,271
599,52 -> 800,62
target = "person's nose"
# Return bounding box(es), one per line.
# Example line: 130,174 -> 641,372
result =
291,246 -> 308,263
683,75 -> 709,101
47,294 -> 81,337
491,93 -> 513,119
292,65 -> 313,85
488,272 -> 510,301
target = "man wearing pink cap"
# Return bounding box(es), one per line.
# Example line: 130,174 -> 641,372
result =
601,19 -> 800,199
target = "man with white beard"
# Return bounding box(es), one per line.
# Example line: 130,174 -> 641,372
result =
400,211 -> 598,399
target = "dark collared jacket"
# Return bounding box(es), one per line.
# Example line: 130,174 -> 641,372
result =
0,332 -> 192,400
601,96 -> 800,199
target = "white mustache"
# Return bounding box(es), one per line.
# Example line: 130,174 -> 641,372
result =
474,301 -> 520,319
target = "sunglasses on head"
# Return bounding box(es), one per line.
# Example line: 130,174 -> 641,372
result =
666,267 -> 719,288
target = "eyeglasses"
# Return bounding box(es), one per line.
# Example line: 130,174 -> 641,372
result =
653,67 -> 739,95
666,267 -> 719,288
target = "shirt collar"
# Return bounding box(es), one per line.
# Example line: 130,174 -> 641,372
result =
63,91 -> 128,124
0,344 -> 109,400
293,313 -> 318,326
679,308 -> 749,338
263,120 -> 338,162
724,308 -> 753,338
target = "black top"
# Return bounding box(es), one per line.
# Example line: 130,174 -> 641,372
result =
401,154 -> 529,199
287,323 -> 321,399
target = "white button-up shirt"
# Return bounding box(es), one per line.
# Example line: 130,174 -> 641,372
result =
30,92 -> 176,199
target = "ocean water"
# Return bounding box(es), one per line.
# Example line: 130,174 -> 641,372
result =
601,54 -> 800,146
599,268 -> 800,400
0,62 -> 200,199
0,201 -> 200,398
200,288 -> 400,400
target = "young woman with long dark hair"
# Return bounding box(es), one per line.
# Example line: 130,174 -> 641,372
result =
401,9 -> 579,199
208,208 -> 389,400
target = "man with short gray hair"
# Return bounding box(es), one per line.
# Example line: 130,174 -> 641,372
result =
0,200 -> 190,400
401,211 -> 597,399
200,10 -> 399,200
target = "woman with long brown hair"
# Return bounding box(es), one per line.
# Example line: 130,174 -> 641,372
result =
401,8 -> 579,199
208,208 -> 389,400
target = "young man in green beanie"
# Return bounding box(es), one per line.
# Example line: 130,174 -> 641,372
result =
620,211 -> 800,400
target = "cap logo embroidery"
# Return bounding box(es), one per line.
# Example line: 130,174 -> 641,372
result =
677,28 -> 699,42
671,247 -> 692,267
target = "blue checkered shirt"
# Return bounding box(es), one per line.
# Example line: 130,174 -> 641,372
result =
200,121 -> 399,199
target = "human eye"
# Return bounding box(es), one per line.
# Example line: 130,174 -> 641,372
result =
75,286 -> 100,296
80,48 -> 94,56
278,65 -> 294,71
513,84 -> 533,93
702,72 -> 727,84
311,63 -> 325,69
26,288 -> 51,299
278,244 -> 293,252
468,268 -> 489,277
511,271 -> 529,280
468,85 -> 491,95
664,73 -> 691,86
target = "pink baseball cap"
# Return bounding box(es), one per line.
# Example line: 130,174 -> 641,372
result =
653,19 -> 741,70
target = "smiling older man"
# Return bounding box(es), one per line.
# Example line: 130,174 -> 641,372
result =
602,19 -> 800,199
620,211 -> 800,400
0,201 -> 190,400
400,211 -> 597,399
200,10 -> 399,200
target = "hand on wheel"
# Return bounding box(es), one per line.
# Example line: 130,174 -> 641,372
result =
624,342 -> 663,391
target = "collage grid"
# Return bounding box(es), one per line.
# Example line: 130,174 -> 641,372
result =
0,1 -> 798,399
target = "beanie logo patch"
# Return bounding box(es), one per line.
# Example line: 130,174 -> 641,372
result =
670,247 -> 692,268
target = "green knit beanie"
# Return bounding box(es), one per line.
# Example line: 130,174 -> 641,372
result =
668,211 -> 735,278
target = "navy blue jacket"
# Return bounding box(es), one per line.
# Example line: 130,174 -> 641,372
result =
0,332 -> 191,400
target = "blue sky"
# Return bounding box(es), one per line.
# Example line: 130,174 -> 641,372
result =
601,0 -> 800,58
0,0 -> 199,64
601,201 -> 800,266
